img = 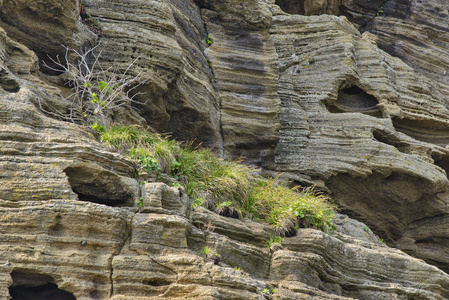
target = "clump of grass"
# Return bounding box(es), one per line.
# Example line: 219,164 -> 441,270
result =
99,125 -> 336,235
245,180 -> 336,235
267,236 -> 283,248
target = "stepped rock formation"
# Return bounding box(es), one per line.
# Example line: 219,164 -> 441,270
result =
2,0 -> 449,299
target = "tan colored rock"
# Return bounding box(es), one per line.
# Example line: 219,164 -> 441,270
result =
0,178 -> 449,299
83,0 -> 222,151
3,0 -> 449,298
0,0 -> 96,71
200,0 -> 281,165
269,12 -> 449,270
271,229 -> 449,299
140,182 -> 192,217
0,200 -> 131,299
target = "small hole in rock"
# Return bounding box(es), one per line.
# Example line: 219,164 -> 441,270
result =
9,271 -> 76,300
275,0 -> 305,14
327,85 -> 382,117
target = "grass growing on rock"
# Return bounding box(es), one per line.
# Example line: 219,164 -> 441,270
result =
100,125 -> 336,235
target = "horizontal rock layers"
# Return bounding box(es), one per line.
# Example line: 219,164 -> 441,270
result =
198,0 -> 281,165
2,0 -> 449,298
2,183 -> 449,299
270,10 -> 449,271
84,0 -> 223,151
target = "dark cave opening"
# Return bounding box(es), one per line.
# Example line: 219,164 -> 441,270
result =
327,86 -> 382,117
275,0 -> 305,15
9,271 -> 76,300
63,165 -> 134,207
432,154 -> 449,178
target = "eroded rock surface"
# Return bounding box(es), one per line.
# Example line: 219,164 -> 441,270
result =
83,0 -> 222,151
1,183 -> 449,299
269,9 -> 449,271
2,0 -> 449,298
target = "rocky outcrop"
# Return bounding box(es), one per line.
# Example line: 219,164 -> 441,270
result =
3,0 -> 449,298
0,0 -> 96,73
269,8 -> 449,271
2,183 -> 449,299
198,0 -> 281,165
83,0 -> 223,151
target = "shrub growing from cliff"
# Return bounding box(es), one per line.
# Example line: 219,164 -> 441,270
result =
41,45 -> 143,131
100,125 -> 336,235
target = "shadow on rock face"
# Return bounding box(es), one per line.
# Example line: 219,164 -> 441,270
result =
326,85 -> 382,117
0,69 -> 20,93
63,164 -> 137,207
9,271 -> 75,300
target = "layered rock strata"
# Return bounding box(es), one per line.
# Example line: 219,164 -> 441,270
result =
2,183 -> 449,299
198,0 -> 281,165
84,0 -> 222,151
2,0 -> 449,298
269,9 -> 449,271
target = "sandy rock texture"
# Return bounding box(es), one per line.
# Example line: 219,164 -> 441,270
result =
2,0 -> 449,298
83,0 -> 222,151
197,0 -> 281,164
269,7 -> 449,271
2,183 -> 449,299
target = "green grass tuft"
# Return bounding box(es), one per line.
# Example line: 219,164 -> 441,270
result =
99,125 -> 336,235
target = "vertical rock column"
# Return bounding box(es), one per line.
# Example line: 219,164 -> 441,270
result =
198,0 -> 281,165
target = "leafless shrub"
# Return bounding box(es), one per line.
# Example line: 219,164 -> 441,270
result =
40,44 -> 145,130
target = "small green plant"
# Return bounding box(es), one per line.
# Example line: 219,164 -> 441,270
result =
363,225 -> 370,232
139,156 -> 162,177
267,236 -> 282,248
80,1 -> 102,36
193,197 -> 206,209
234,266 -> 242,271
206,35 -> 214,46
91,121 -> 105,133
172,182 -> 182,189
137,197 -> 143,208
377,5 -> 384,16
201,246 -> 211,257
170,161 -> 182,180
206,57 -> 212,68
213,76 -> 217,82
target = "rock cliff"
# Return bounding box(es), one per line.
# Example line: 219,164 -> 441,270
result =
2,0 -> 449,299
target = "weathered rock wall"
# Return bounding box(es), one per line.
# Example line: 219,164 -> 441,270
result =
268,2 -> 449,272
83,0 -> 223,151
2,0 -> 449,298
198,0 -> 281,165
2,183 -> 449,299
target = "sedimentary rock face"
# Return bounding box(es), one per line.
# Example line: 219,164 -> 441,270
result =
2,0 -> 449,298
269,2 -> 449,272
